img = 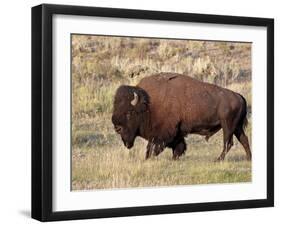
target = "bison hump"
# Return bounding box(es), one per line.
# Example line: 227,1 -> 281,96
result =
158,72 -> 178,81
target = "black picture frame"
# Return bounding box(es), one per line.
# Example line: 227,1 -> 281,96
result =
32,3 -> 274,222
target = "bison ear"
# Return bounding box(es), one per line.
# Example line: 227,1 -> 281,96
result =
138,95 -> 149,112
139,101 -> 148,112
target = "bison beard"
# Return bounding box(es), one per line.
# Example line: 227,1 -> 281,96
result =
112,73 -> 252,161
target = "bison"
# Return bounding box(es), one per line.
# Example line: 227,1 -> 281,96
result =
112,73 -> 251,161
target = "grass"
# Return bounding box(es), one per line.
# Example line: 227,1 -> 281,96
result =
72,110 -> 252,190
71,34 -> 252,190
72,120 -> 252,190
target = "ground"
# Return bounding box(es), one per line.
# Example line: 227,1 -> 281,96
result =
72,117 -> 251,190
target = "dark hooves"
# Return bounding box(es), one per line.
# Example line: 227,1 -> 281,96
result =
214,157 -> 224,162
172,156 -> 180,160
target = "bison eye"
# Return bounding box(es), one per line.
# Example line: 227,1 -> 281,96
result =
115,125 -> 123,134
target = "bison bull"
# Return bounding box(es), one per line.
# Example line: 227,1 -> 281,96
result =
112,73 -> 251,161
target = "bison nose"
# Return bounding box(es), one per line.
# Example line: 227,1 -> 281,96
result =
125,142 -> 133,149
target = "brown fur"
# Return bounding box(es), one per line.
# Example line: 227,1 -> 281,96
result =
112,73 -> 251,161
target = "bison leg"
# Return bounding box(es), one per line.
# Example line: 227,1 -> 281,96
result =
145,141 -> 164,160
172,138 -> 186,160
234,127 -> 252,161
152,142 -> 165,157
216,120 -> 234,161
145,142 -> 153,160
216,136 -> 233,161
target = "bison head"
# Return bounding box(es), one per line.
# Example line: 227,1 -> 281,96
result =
112,85 -> 149,149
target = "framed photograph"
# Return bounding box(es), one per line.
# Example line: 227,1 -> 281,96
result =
32,4 -> 274,221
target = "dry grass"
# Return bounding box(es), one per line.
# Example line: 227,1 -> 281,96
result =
71,34 -> 252,190
72,120 -> 252,190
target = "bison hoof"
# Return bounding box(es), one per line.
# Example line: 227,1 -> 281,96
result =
214,157 -> 224,162
145,155 -> 150,160
172,155 -> 180,160
246,156 -> 252,161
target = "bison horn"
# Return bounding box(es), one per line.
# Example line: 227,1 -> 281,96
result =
131,92 -> 139,106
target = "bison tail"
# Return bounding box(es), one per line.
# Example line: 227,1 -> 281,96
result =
242,113 -> 248,130
239,94 -> 248,130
